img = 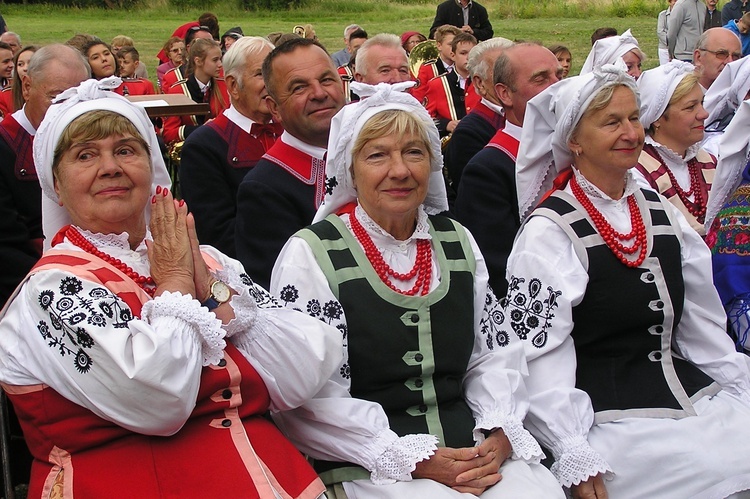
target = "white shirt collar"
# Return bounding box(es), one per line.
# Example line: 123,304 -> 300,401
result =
503,121 -> 522,141
196,78 -> 209,94
223,105 -> 257,134
480,97 -> 504,115
14,107 -> 36,136
280,130 -> 327,160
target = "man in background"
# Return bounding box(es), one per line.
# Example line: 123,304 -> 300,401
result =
331,24 -> 363,67
429,0 -> 493,41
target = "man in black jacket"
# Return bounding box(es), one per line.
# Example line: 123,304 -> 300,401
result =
722,0 -> 750,25
429,0 -> 493,42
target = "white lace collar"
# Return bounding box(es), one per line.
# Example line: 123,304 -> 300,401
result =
350,204 -> 432,243
572,167 -> 639,202
645,134 -> 701,162
73,226 -> 150,252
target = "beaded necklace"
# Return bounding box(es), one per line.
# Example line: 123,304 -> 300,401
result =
349,210 -> 432,296
570,175 -> 648,268
66,226 -> 156,297
646,144 -> 707,223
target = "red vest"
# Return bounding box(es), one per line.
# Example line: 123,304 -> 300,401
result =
486,128 -> 519,161
4,248 -> 324,499
263,139 -> 327,208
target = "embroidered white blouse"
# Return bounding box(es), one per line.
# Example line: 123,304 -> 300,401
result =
270,205 -> 544,484
0,228 -> 342,436
504,169 -> 750,486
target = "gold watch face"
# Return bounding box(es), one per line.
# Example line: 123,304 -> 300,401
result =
211,281 -> 231,303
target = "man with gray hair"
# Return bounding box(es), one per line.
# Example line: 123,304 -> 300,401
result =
179,36 -> 278,258
354,33 -> 412,84
331,24 -> 362,67
0,31 -> 20,55
444,37 -> 512,190
693,27 -> 742,89
455,43 -> 562,296
0,44 -> 89,306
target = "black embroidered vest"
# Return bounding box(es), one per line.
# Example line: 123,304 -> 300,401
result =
534,188 -> 716,423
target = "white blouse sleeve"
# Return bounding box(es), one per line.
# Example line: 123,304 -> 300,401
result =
199,246 -> 344,413
269,236 -> 438,484
665,206 -> 750,400
0,268 -> 220,436
501,215 -> 613,487
461,229 -> 544,462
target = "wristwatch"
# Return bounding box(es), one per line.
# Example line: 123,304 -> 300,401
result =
201,280 -> 231,311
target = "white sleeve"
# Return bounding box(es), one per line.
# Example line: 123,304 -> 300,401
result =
197,246 -> 344,413
0,269 -> 223,436
501,216 -> 612,487
460,228 -> 544,462
666,206 -> 750,400
269,236 -> 438,484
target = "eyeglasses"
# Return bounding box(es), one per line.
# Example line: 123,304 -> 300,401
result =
699,48 -> 742,61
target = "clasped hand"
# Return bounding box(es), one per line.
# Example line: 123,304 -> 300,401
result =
413,430 -> 511,496
147,186 -> 213,301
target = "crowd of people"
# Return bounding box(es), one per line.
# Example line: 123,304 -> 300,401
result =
3,0 -> 750,497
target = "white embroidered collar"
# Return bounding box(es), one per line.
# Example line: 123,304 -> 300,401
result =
572,167 -> 639,201
645,134 -> 701,162
73,226 -> 150,252
349,204 -> 432,243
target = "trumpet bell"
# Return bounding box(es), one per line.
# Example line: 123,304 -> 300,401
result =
408,39 -> 439,77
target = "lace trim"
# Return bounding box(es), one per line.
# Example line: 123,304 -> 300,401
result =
141,291 -> 226,366
572,168 -> 640,201
76,227 -> 132,250
645,135 -> 701,162
549,435 -> 613,487
351,205 -> 432,242
371,433 -> 439,484
214,268 -> 258,338
474,412 -> 544,462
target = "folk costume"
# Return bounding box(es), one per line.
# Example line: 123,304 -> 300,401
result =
160,63 -> 185,94
412,57 -> 450,104
507,64 -> 750,498
424,69 -> 480,137
337,64 -> 358,103
701,56 -> 750,157
705,100 -> 750,352
428,0 -> 493,41
443,97 -> 505,189
270,82 -> 563,499
634,62 -> 715,237
235,131 -> 327,290
0,80 -> 340,499
162,74 -> 229,145
454,122 -> 521,297
580,29 -> 642,75
0,107 -> 42,306
0,85 -> 12,118
112,77 -> 156,97
180,105 -> 282,258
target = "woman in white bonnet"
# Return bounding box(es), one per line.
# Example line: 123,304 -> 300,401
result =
580,29 -> 645,79
271,82 -> 563,498
505,63 -> 750,498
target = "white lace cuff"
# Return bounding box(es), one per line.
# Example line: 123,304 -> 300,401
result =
371,433 -> 438,485
474,412 -> 544,462
141,291 -> 225,366
549,435 -> 613,487
214,268 -> 258,338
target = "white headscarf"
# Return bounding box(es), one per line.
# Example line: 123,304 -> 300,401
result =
34,77 -> 172,248
313,81 -> 449,223
580,28 -> 641,75
705,100 -> 750,230
516,61 -> 638,220
637,60 -> 696,130
704,57 -> 750,127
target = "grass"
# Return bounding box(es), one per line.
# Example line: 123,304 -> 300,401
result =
0,0 -> 665,78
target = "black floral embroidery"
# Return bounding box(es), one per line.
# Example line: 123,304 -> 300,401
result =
336,323 -> 348,340
279,284 -> 299,305
325,175 -> 338,196
479,290 -> 508,349
501,276 -> 561,348
306,299 -> 322,317
339,362 -> 351,379
322,301 -> 343,323
36,276 -> 135,374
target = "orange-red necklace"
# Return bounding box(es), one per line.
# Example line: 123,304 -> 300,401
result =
570,176 -> 648,268
66,226 -> 156,296
349,210 -> 432,296
645,144 -> 706,223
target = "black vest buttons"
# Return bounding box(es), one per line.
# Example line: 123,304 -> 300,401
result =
655,325 -> 663,334
221,419 -> 232,427
410,314 -> 419,323
222,389 -> 232,399
418,404 -> 427,413
415,353 -> 424,362
644,272 -> 654,281
218,358 -> 227,367
656,301 -> 664,309
415,378 -> 424,388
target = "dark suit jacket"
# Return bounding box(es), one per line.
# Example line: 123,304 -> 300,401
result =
429,0 -> 493,41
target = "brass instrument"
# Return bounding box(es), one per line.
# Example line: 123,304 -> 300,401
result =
292,25 -> 306,38
408,39 -> 438,78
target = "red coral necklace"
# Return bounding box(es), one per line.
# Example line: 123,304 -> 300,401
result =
66,226 -> 156,297
647,145 -> 707,223
570,176 -> 648,268
349,210 -> 432,296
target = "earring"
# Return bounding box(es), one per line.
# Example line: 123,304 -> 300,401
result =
574,149 -> 581,157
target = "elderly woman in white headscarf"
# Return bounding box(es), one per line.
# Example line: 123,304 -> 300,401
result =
580,29 -> 645,79
270,82 -> 563,499
701,56 -> 750,157
634,60 -> 715,237
506,63 -> 750,499
0,78 -> 342,498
